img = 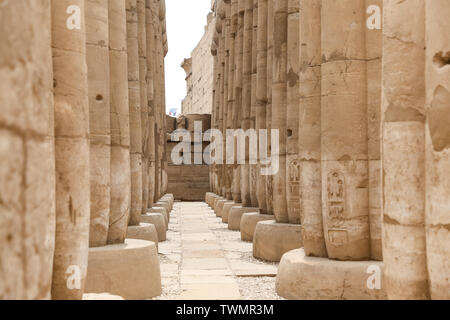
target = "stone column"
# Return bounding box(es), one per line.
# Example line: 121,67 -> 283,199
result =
223,1 -> 232,200
146,0 -> 156,208
298,0 -> 327,257
271,0 -> 288,223
0,0 -> 55,300
382,0 -> 428,299
321,0 -> 370,260
286,0 -> 300,224
365,0 -> 383,261
255,0 -> 268,214
86,0 -> 111,247
265,0 -> 274,214
240,0 -> 254,206
425,0 -> 450,300
127,0 -> 143,225
108,0 -> 131,244
226,0 -> 235,201
51,0 -> 90,299
231,0 -> 243,203
249,0 -> 259,207
138,0 -> 150,214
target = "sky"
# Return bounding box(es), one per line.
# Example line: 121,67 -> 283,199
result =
165,0 -> 213,115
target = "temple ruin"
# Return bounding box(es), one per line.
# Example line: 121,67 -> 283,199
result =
0,0 -> 448,300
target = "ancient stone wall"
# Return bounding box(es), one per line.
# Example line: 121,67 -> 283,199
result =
181,12 -> 216,115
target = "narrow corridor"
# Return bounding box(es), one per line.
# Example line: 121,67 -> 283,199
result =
153,202 -> 284,300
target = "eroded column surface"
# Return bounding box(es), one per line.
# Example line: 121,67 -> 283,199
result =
51,0 -> 90,299
382,0 -> 429,299
249,0 -> 259,207
146,0 -> 156,208
138,0 -> 150,214
86,0 -> 111,248
425,0 -> 450,300
286,0 -> 300,224
265,0 -> 274,214
271,0 -> 288,223
226,0 -> 235,201
240,0 -> 254,207
127,0 -> 143,225
298,0 -> 327,257
231,0 -> 243,203
366,0 -> 383,262
0,0 -> 55,300
108,0 -> 131,244
255,0 -> 268,214
321,0 -> 370,260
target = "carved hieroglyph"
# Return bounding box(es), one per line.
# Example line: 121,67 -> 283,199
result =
286,0 -> 300,224
298,0 -> 327,258
321,0 -> 370,261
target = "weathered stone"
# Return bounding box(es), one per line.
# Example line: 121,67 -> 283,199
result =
108,0 -> 132,244
228,206 -> 260,231
51,0 -> 90,300
141,213 -> 167,241
127,223 -> 159,250
86,0 -> 111,248
253,221 -> 302,262
276,249 -> 386,300
240,213 -> 275,241
85,239 -> 162,299
0,0 -> 55,300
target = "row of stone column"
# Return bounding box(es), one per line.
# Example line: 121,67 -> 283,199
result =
0,0 -> 168,300
209,0 -> 449,299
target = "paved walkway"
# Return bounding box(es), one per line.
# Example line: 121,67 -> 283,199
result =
154,202 -> 283,300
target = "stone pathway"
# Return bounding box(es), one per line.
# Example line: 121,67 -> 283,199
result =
153,202 -> 284,300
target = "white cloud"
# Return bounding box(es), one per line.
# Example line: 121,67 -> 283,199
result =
164,0 -> 213,114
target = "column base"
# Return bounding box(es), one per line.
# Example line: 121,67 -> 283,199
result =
127,223 -> 159,251
141,213 -> 167,241
253,221 -> 302,262
213,196 -> 225,211
240,213 -> 276,242
215,199 -> 232,217
276,249 -> 386,300
221,202 -> 237,223
228,206 -> 260,231
149,206 -> 169,227
155,201 -> 171,214
205,192 -> 214,205
85,239 -> 162,300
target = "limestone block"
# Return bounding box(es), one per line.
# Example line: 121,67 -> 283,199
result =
253,221 -> 302,262
141,213 -> 167,241
276,249 -> 386,300
240,213 -> 275,242
85,239 -> 162,299
228,206 -> 260,231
